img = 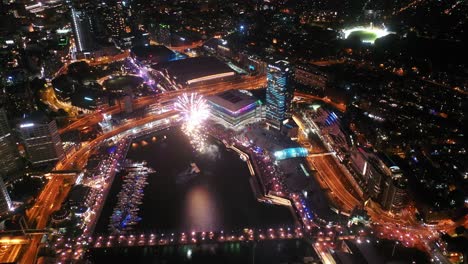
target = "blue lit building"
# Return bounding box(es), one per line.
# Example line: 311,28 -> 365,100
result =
274,148 -> 309,161
265,60 -> 293,129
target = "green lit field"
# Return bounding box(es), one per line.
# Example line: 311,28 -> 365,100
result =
342,26 -> 392,44
348,30 -> 379,43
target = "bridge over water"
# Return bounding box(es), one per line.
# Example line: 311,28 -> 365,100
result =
88,227 -> 356,249
88,227 -> 305,248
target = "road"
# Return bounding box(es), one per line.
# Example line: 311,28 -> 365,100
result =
294,104 -> 467,262
58,74 -> 266,135
15,48 -> 265,263
19,111 -> 179,264
294,91 -> 346,112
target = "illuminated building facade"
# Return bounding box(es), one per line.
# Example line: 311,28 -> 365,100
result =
0,177 -> 12,215
0,108 -> 21,177
102,1 -> 127,38
18,116 -> 64,165
157,24 -> 171,46
377,155 -> 408,213
70,1 -> 97,53
207,90 -> 262,128
266,60 -> 293,129
380,165 -> 407,213
294,64 -> 328,90
70,7 -> 96,53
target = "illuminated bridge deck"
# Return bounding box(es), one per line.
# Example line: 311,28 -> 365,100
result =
88,227 -> 305,248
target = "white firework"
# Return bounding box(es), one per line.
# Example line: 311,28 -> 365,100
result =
174,93 -> 210,152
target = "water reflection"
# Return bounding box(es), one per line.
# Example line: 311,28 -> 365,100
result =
183,185 -> 220,231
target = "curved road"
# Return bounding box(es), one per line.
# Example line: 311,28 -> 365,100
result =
20,111 -> 178,264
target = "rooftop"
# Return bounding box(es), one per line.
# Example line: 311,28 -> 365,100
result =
130,45 -> 175,63
154,56 -> 235,84
207,90 -> 257,113
68,184 -> 91,205
268,60 -> 290,72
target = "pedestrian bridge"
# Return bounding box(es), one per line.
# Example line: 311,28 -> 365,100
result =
86,227 -> 356,249
88,227 -> 305,248
274,148 -> 309,160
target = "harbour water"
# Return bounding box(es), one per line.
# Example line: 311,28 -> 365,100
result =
95,127 -> 294,234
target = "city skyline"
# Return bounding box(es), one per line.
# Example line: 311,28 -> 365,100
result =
0,0 -> 466,263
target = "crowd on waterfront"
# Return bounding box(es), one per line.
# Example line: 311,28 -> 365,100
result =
53,137 -> 131,262
51,117 -> 333,263
205,121 -> 317,233
51,120 -> 179,262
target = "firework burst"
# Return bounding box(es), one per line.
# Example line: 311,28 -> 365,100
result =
174,93 -> 210,152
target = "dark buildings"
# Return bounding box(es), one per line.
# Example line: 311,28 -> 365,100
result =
130,45 -> 176,65
266,60 -> 293,129
294,64 -> 328,91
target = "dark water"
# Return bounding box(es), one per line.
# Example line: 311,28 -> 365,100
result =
95,127 -> 294,234
86,239 -> 318,264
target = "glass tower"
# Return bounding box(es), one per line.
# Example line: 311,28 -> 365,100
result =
0,177 -> 12,215
265,60 -> 292,129
0,108 -> 21,177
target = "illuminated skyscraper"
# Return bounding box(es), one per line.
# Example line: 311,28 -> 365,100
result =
157,24 -> 171,46
70,7 -> 97,53
0,177 -> 12,215
0,108 -> 21,177
102,1 -> 127,38
18,115 -> 64,166
265,60 -> 293,129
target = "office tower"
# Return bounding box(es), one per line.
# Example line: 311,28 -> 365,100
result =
265,60 -> 293,129
70,0 -> 97,53
18,115 -> 64,166
0,108 -> 21,176
0,177 -> 12,215
102,1 -> 127,38
157,24 -> 171,46
379,162 -> 408,213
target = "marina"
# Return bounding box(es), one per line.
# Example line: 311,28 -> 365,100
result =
94,127 -> 294,234
108,160 -> 154,234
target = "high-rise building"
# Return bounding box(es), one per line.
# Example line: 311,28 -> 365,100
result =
156,24 -> 171,46
294,64 -> 328,91
18,115 -> 64,166
69,0 -> 98,54
0,177 -> 12,215
378,157 -> 408,213
381,175 -> 407,213
265,60 -> 293,129
102,1 -> 127,38
0,108 -> 21,177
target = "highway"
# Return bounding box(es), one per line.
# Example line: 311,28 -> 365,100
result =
18,111 -> 178,264
293,104 -> 468,262
9,43 -> 276,263
58,74 -> 266,135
